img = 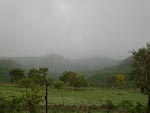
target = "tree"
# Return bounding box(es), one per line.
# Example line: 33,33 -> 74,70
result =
116,74 -> 125,83
39,67 -> 48,82
19,78 -> 33,93
24,67 -> 49,113
27,68 -> 44,86
59,71 -> 88,89
28,67 -> 49,113
131,43 -> 150,113
38,67 -> 49,113
106,75 -> 116,87
53,81 -> 64,91
59,71 -> 78,86
9,68 -> 25,83
73,75 -> 88,88
21,89 -> 43,113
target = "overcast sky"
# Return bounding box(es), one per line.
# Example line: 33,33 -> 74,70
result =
0,0 -> 149,59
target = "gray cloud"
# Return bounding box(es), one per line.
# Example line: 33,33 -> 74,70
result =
0,0 -> 149,59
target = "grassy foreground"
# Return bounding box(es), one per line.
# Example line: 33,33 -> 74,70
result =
0,84 -> 147,106
0,84 -> 148,113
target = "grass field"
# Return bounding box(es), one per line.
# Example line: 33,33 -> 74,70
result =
0,84 -> 148,113
0,84 -> 147,106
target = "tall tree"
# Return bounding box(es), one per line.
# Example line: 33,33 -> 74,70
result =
9,68 -> 25,83
27,68 -> 44,85
59,71 -> 78,87
39,67 -> 48,82
131,43 -> 150,113
59,71 -> 87,88
19,78 -> 33,93
27,67 -> 49,113
73,74 -> 88,88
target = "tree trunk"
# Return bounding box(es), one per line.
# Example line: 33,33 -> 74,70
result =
148,95 -> 150,113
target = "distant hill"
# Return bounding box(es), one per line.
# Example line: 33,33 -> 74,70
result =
11,54 -> 120,73
1,54 -> 133,82
11,54 -> 73,73
96,57 -> 132,73
72,57 -> 119,72
0,59 -> 21,81
88,57 -> 132,86
0,54 -> 120,80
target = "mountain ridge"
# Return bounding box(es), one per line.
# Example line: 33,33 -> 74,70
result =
0,54 -> 130,80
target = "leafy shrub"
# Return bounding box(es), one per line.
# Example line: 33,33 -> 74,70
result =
103,100 -> 116,113
0,94 -> 22,113
21,91 -> 43,113
135,102 -> 146,113
53,80 -> 65,90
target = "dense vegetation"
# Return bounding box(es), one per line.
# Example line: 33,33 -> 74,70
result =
0,44 -> 149,112
0,58 -> 135,113
131,43 -> 150,113
0,84 -> 147,113
0,57 -> 136,113
88,57 -> 133,87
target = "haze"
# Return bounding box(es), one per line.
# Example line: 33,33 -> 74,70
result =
0,0 -> 149,59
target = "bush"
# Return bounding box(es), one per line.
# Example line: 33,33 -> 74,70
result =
117,100 -> 135,113
0,94 -> 22,113
103,100 -> 116,113
53,81 -> 65,90
135,102 -> 146,113
21,91 -> 43,113
117,101 -> 147,113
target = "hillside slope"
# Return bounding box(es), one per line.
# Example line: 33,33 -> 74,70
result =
0,59 -> 21,81
88,57 -> 132,86
11,54 -> 120,73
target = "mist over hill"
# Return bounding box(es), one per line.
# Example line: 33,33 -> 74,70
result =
87,57 -> 132,86
96,57 -> 132,73
0,59 -> 22,81
0,54 -> 121,79
11,54 -> 120,73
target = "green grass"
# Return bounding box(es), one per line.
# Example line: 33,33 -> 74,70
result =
0,84 -> 147,113
47,88 -> 147,106
0,84 -> 147,106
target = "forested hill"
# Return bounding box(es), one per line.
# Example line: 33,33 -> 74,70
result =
0,54 -> 119,80
11,54 -> 119,73
0,59 -> 21,81
88,57 -> 132,86
96,57 -> 132,73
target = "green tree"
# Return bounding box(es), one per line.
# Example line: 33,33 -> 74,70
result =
116,74 -> 125,83
106,75 -> 116,87
59,71 -> 78,86
59,71 -> 88,89
73,75 -> 88,88
9,68 -> 25,83
0,94 -> 22,113
27,67 -> 49,113
21,90 -> 43,113
27,68 -> 44,86
131,43 -> 150,113
39,67 -> 48,82
19,78 -> 33,93
53,80 -> 64,91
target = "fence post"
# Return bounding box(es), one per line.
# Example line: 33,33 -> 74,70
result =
45,83 -> 48,113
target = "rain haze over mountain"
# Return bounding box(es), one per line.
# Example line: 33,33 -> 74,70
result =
0,0 -> 149,59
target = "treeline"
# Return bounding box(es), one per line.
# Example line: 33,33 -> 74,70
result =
0,67 -> 88,113
9,68 -> 88,89
88,72 -> 135,88
8,67 -> 134,90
